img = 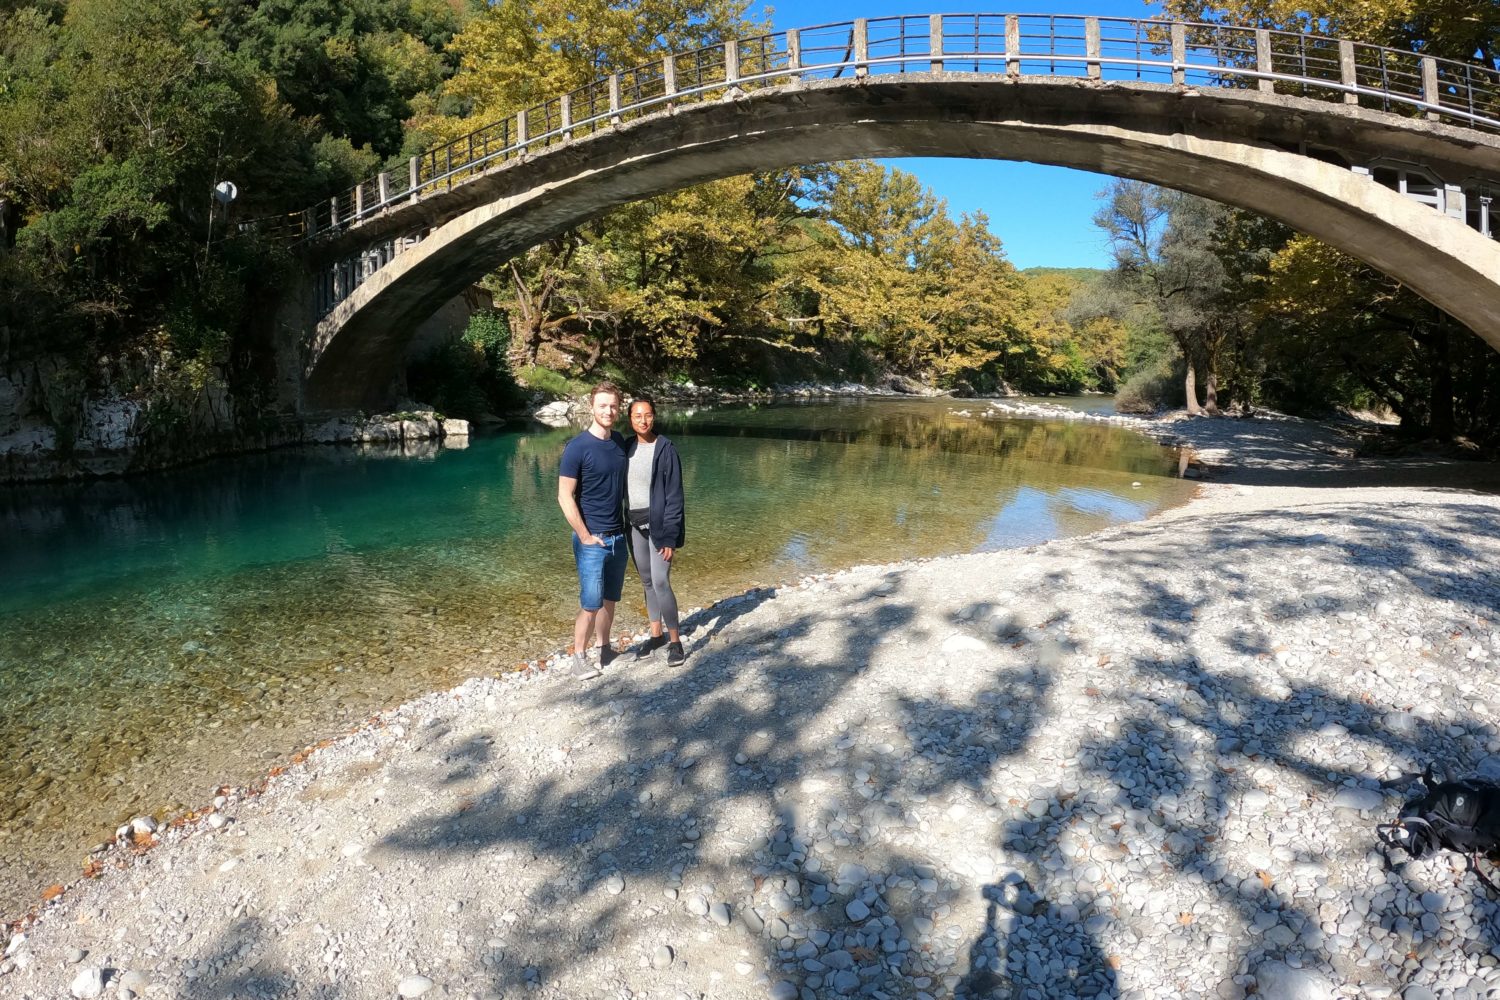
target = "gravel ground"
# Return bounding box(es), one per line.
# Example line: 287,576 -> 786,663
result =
4,411 -> 1500,1000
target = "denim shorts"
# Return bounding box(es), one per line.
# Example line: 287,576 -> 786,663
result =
572,531 -> 628,611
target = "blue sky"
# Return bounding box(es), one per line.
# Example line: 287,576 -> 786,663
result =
759,0 -> 1162,269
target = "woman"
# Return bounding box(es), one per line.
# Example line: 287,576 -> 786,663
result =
625,396 -> 686,665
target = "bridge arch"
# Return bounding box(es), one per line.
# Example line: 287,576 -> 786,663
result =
291,20 -> 1500,410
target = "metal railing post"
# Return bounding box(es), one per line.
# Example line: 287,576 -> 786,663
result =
1444,183 -> 1465,220
268,15 -> 1500,250
725,39 -> 740,84
1171,22 -> 1186,85
1006,15 -> 1021,77
1255,28 -> 1274,93
1339,39 -> 1358,104
1421,56 -> 1440,120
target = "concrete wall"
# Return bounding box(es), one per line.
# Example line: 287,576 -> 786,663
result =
404,286 -> 497,364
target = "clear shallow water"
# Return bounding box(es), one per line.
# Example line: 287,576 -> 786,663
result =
0,397 -> 1188,916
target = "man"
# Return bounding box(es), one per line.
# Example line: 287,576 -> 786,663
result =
557,382 -> 629,679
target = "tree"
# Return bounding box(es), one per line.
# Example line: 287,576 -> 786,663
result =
1147,1 -> 1500,439
213,0 -> 462,157
802,161 -> 944,369
796,162 -> 1029,388
1258,235 -> 1466,435
428,0 -> 754,140
1014,269 -> 1129,393
0,0 -> 466,431
1158,0 -> 1497,68
1092,180 -> 1237,414
424,0 -> 770,379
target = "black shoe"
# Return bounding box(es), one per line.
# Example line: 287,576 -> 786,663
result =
666,641 -> 686,666
599,645 -> 618,668
635,634 -> 667,659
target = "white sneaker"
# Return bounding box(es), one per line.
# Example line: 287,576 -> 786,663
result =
569,652 -> 601,680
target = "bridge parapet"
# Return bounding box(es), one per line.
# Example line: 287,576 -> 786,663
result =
251,13 -> 1500,251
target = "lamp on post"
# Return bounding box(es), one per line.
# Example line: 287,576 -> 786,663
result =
207,180 -> 239,254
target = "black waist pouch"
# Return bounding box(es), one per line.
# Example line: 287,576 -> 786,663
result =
628,508 -> 651,530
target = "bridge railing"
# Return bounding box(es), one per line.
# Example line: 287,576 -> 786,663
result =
265,14 -> 1500,270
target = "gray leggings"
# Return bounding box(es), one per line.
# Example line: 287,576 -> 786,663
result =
627,522 -> 680,632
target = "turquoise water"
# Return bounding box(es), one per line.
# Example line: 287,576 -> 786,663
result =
0,397 -> 1187,916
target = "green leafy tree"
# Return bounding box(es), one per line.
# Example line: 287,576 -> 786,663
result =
1092,179 -> 1238,414
213,0 -> 462,156
799,162 -> 1027,388
1158,0 -> 1496,67
432,0 -> 752,135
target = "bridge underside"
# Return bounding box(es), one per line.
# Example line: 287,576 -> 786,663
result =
303,77 -> 1500,410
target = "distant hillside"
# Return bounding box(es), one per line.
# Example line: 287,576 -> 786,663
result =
1021,266 -> 1108,281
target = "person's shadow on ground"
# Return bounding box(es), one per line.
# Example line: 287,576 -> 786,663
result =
958,878 -> 1119,999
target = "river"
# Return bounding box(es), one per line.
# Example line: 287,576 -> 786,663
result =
0,396 -> 1190,917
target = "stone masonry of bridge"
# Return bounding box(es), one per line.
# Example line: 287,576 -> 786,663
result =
290,76 -> 1500,411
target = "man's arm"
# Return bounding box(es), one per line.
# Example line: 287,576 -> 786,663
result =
558,475 -> 601,545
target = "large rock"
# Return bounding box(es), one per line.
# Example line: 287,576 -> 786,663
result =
396,974 -> 434,998
306,417 -> 359,444
401,415 -> 441,441
0,370 -> 26,436
356,419 -> 402,444
532,400 -> 578,427
0,423 -> 56,457
441,418 -> 470,438
1332,786 -> 1385,813
1253,960 -> 1331,1000
69,967 -> 104,999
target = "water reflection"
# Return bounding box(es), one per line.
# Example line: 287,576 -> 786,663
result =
0,398 -> 1186,917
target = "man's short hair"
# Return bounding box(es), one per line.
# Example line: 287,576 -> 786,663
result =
590,381 -> 622,404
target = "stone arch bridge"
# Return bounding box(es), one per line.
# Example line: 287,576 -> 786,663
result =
263,14 -> 1500,411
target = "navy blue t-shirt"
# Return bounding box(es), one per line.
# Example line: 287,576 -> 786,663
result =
559,429 -> 627,535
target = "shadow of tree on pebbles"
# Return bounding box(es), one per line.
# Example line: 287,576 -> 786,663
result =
348,502 -> 1500,999
24,498 -> 1499,1000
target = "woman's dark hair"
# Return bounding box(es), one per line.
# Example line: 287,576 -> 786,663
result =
629,396 -> 656,415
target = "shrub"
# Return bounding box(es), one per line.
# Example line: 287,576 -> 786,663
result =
1114,358 -> 1183,413
407,311 -> 526,421
517,364 -> 587,399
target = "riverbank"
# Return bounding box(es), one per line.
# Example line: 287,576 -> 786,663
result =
4,411 -> 1500,1000
0,404 -> 472,484
0,367 -> 950,483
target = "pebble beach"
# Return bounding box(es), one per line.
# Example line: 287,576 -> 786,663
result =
4,407 -> 1500,1000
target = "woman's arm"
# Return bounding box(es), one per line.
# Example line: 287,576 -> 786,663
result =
659,443 -> 685,552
